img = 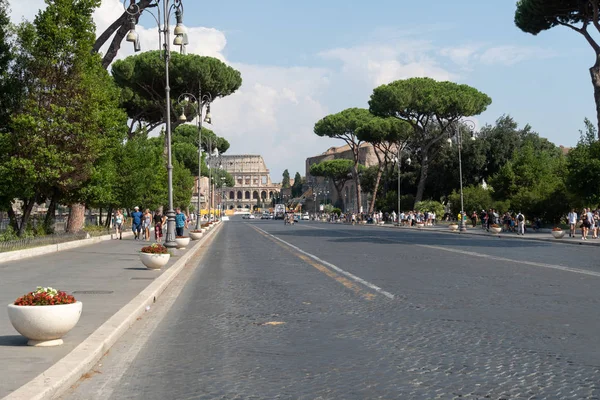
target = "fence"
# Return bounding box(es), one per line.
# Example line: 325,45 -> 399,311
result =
0,231 -> 91,253
0,215 -> 106,234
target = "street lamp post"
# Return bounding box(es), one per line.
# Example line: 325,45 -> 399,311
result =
452,120 -> 476,233
177,86 -> 212,230
394,146 -> 411,226
124,0 -> 189,248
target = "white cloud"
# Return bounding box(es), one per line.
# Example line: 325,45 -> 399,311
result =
478,45 -> 556,66
8,0 -> 45,22
440,44 -> 482,66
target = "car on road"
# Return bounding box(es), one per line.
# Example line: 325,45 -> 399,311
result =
248,214 -> 256,219
302,213 -> 310,220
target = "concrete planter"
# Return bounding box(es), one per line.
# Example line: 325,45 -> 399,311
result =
489,226 -> 502,234
189,231 -> 203,240
551,230 -> 565,239
140,252 -> 170,270
449,224 -> 459,232
416,223 -> 425,228
175,237 -> 191,249
7,301 -> 83,346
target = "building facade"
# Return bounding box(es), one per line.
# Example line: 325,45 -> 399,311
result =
304,143 -> 382,213
220,155 -> 280,210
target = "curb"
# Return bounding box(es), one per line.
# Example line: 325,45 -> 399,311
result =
2,222 -> 222,400
0,231 -> 134,264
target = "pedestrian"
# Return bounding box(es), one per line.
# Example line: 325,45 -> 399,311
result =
154,208 -> 166,242
470,211 -> 478,228
516,211 -> 525,235
567,208 -> 577,237
175,207 -> 187,237
114,209 -> 124,240
130,206 -> 143,240
142,208 -> 152,241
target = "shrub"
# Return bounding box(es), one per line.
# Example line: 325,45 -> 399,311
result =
14,287 -> 76,306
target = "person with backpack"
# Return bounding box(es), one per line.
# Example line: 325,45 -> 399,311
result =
516,212 -> 525,235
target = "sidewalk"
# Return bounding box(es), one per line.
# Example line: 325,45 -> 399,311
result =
0,224 -> 221,400
376,222 -> 600,246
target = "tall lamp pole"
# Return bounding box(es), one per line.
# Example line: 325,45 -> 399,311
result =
177,85 -> 212,230
452,120 -> 476,233
124,0 -> 189,248
394,146 -> 411,226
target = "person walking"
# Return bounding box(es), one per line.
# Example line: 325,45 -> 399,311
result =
516,211 -> 525,235
567,208 -> 578,238
114,209 -> 124,240
142,208 -> 152,241
175,208 -> 187,237
153,208 -> 166,242
130,206 -> 143,240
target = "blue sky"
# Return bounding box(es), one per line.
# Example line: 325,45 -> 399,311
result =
11,0 -> 597,181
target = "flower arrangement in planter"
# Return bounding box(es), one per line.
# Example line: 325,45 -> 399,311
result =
140,243 -> 170,270
551,227 -> 565,239
175,235 -> 191,249
189,230 -> 203,240
7,286 -> 83,346
448,223 -> 459,231
489,224 -> 502,234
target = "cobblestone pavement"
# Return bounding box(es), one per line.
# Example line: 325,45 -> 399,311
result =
62,219 -> 600,400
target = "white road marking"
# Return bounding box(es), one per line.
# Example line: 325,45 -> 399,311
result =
253,226 -> 395,299
350,233 -> 600,279
419,244 -> 600,278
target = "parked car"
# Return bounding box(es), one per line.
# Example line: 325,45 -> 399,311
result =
302,213 -> 310,220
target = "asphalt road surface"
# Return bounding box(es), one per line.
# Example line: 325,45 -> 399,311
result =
61,218 -> 600,400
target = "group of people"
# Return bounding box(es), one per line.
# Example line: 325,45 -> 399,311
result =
112,207 -> 190,242
567,208 -> 600,240
470,209 -> 527,235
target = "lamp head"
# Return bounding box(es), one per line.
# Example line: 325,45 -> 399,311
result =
446,138 -> 452,145
178,111 -> 187,122
204,104 -> 212,124
406,157 -> 412,166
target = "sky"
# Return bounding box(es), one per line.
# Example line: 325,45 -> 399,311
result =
8,0 -> 598,182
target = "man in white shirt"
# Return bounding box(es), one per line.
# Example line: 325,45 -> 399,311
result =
567,209 -> 578,238
516,212 -> 525,235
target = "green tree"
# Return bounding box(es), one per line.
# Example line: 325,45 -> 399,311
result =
566,118 -> 600,207
369,77 -> 491,202
314,108 -> 374,211
356,117 -> 412,213
309,159 -> 362,206
282,169 -> 291,188
515,0 -> 600,135
112,52 -> 241,137
447,185 -> 493,217
1,0 -> 127,234
292,172 -> 303,197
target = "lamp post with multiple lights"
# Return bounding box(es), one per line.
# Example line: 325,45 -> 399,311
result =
177,86 -> 212,230
124,0 -> 189,247
447,120 -> 476,232
393,147 -> 411,225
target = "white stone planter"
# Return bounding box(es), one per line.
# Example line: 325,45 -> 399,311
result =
552,230 -> 565,239
189,231 -> 203,240
175,236 -> 191,249
449,224 -> 459,232
7,301 -> 83,346
416,223 -> 425,228
489,226 -> 502,234
140,252 -> 170,270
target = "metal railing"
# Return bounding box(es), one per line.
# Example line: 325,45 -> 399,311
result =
0,231 -> 91,253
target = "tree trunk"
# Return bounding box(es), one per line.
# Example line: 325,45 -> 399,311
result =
7,207 -> 18,232
105,208 -> 113,228
18,198 -> 36,237
590,61 -> 600,138
43,194 -> 58,234
415,150 -> 430,203
369,166 -> 384,214
66,203 -> 86,233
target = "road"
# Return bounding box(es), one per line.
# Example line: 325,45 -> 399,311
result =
61,219 -> 600,400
